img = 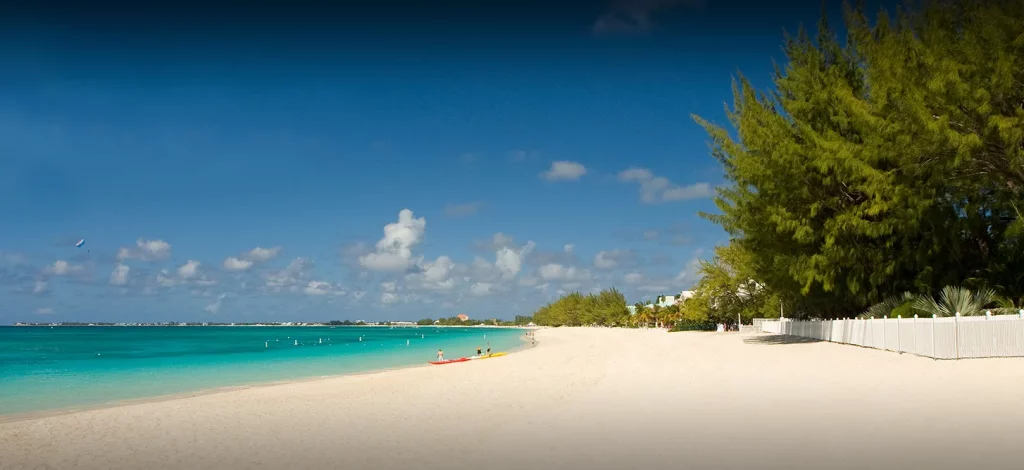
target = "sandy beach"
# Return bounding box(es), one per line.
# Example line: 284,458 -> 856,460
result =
2,328 -> 1023,470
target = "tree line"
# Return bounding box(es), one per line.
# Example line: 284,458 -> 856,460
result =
685,0 -> 1024,321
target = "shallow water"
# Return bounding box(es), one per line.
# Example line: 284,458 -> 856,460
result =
0,326 -> 524,415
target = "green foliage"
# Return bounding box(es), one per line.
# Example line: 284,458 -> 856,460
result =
693,0 -> 1024,316
913,285 -> 998,317
682,244 -> 782,324
669,319 -> 717,332
861,292 -> 916,319
531,288 -> 630,327
890,301 -> 916,319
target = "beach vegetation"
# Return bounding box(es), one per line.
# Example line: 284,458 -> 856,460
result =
690,0 -> 1024,319
530,288 -> 630,327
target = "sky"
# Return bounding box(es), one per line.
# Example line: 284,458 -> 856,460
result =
0,0 -> 888,323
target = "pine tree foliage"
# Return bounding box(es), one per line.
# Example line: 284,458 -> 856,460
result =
693,0 -> 1024,316
531,288 -> 631,327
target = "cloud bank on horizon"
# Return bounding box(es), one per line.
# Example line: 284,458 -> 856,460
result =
3,176 -> 711,322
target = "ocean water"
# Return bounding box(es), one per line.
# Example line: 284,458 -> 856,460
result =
0,326 -> 526,416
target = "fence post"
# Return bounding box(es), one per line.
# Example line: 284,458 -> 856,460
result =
912,314 -> 918,355
954,312 -> 961,360
931,314 -> 937,360
883,315 -> 888,351
897,315 -> 902,353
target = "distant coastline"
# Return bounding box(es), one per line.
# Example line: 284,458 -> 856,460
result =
10,323 -> 530,328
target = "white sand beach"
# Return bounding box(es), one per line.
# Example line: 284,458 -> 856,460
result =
2,328 -> 1023,470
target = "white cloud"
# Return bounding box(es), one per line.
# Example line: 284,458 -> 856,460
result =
541,161 -> 587,181
303,281 -> 343,296
177,260 -> 201,279
407,256 -> 456,290
359,209 -> 426,271
265,257 -> 313,291
495,241 -> 535,280
470,282 -> 494,296
593,249 -> 636,270
204,294 -> 227,313
246,246 -> 280,262
223,257 -> 255,271
110,264 -> 130,286
35,307 -> 54,315
117,238 -> 171,262
32,280 -> 49,295
45,260 -> 83,276
564,244 -> 574,253
381,292 -> 400,304
618,167 -> 712,204
223,246 -> 280,271
624,272 -> 644,284
594,251 -> 619,269
157,269 -> 177,287
537,263 -> 592,282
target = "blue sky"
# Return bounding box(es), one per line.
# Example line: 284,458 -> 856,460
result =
0,0 -> 882,322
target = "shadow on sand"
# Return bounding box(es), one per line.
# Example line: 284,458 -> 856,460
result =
743,334 -> 822,345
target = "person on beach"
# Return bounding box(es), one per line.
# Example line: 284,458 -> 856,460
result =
486,346 -> 491,355
437,349 -> 444,361
476,346 -> 482,356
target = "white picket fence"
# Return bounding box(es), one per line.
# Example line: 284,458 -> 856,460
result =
753,314 -> 1024,359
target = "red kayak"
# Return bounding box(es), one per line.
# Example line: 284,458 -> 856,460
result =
429,357 -> 469,365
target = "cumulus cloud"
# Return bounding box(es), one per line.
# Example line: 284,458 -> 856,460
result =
45,260 -> 83,276
303,281 -> 343,296
204,293 -> 227,313
496,241 -> 535,280
223,246 -> 280,271
223,257 -> 254,271
537,263 -> 592,282
359,209 -> 426,271
35,307 -> 54,315
541,161 -> 587,181
443,201 -> 484,218
406,255 -> 456,290
110,264 -> 130,286
247,246 -> 280,262
177,260 -> 201,279
564,244 -> 574,253
116,238 -> 171,262
593,249 -> 637,269
618,167 -> 712,204
624,272 -> 644,284
470,282 -> 494,296
32,280 -> 49,295
265,257 -> 314,291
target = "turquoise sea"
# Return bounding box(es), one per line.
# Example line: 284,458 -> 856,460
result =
0,326 -> 526,416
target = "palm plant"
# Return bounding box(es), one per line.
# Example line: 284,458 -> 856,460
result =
860,292 -> 916,319
912,286 -> 998,317
635,307 -> 653,328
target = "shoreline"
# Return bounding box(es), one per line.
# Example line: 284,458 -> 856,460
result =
0,330 -> 537,425
4,328 -> 1024,470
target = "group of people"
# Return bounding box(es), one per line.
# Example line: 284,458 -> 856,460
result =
435,344 -> 491,362
434,331 -> 537,362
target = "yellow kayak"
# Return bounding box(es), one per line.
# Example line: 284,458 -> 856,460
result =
470,352 -> 507,360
